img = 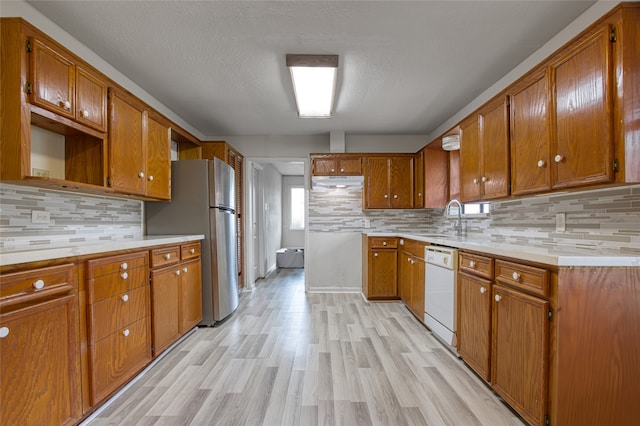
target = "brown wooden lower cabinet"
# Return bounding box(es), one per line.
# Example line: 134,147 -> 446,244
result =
362,236 -> 399,299
0,264 -> 82,426
399,239 -> 426,318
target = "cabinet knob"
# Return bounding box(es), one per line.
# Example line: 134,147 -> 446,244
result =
480,286 -> 486,294
374,253 -> 379,257
138,172 -> 145,178
81,109 -> 89,118
148,175 -> 154,181
33,279 -> 45,290
340,168 -> 345,172
183,267 -> 188,273
495,294 -> 502,302
121,262 -> 128,270
393,194 -> 398,199
469,260 -> 476,268
122,329 -> 130,337
408,257 -> 412,263
481,176 -> 487,182
473,178 -> 479,184
0,327 -> 9,338
382,241 -> 387,246
418,193 -> 422,197
554,154 -> 564,163
61,100 -> 71,110
122,294 -> 129,302
512,272 -> 521,281
410,259 -> 415,265
384,194 -> 388,199
331,168 -> 335,172
165,253 -> 171,260
175,270 -> 181,276
121,272 -> 128,280
537,160 -> 546,168
190,248 -> 195,254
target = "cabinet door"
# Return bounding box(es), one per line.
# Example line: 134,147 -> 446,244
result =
459,116 -> 482,202
150,266 -> 180,356
180,258 -> 203,333
30,37 -> 75,119
457,272 -> 492,381
76,65 -> 107,132
337,157 -> 362,175
368,249 -> 397,298
479,97 -> 510,200
390,157 -> 414,208
409,256 -> 425,318
398,251 -> 412,304
510,70 -> 551,195
551,25 -> 614,189
1,295 -> 82,426
414,151 -> 425,208
108,89 -> 146,195
146,116 -> 171,200
492,284 -> 549,426
312,158 -> 337,175
424,148 -> 449,208
365,157 -> 390,208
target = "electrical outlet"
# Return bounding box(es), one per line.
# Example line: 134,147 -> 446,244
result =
32,210 -> 51,224
364,219 -> 371,229
32,168 -> 50,178
555,213 -> 566,232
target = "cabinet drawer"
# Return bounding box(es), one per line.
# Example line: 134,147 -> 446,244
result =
86,252 -> 148,280
151,246 -> 181,268
181,242 -> 201,261
91,315 -> 151,404
88,265 -> 148,303
495,260 -> 549,297
0,263 -> 75,310
89,285 -> 149,343
369,237 -> 398,249
459,252 -> 494,279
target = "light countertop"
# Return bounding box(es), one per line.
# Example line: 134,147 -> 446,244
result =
365,232 -> 640,267
0,235 -> 205,267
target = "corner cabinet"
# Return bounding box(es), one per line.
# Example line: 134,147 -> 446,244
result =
364,156 -> 414,209
0,263 -> 82,426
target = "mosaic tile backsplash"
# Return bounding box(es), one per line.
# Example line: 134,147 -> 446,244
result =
309,184 -> 640,254
0,183 -> 143,252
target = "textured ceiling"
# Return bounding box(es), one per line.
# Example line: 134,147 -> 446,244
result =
26,1 -> 596,138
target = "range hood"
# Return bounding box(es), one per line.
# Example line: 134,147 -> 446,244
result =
312,175 -> 364,187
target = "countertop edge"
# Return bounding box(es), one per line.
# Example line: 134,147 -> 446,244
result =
363,232 -> 640,267
0,235 -> 205,267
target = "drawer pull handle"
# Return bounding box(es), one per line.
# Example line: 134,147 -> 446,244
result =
121,272 -> 128,280
495,295 -> 502,302
175,270 -> 181,276
122,329 -> 130,337
512,272 -> 521,281
469,261 -> 476,268
190,248 -> 195,254
0,327 -> 9,338
382,242 -> 387,246
183,267 -> 188,273
33,279 -> 45,290
121,262 -> 128,270
480,286 -> 486,294
122,294 -> 129,302
374,253 -> 379,257
165,253 -> 171,260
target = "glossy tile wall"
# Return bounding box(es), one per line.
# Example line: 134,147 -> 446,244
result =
308,184 -> 640,254
0,183 -> 143,252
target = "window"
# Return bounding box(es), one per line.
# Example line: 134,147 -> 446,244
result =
290,187 -> 305,230
462,203 -> 491,215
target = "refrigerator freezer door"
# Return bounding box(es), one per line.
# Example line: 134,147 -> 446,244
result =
209,207 -> 239,321
209,157 -> 235,210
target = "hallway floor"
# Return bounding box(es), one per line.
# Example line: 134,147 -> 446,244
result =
89,268 -> 524,425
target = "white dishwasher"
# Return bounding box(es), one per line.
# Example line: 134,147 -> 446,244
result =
424,245 -> 458,354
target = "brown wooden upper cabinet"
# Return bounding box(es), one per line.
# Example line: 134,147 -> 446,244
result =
459,96 -> 510,203
30,37 -> 107,132
311,154 -> 362,176
108,88 -> 171,200
364,155 -> 414,209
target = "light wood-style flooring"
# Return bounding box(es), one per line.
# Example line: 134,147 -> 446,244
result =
88,268 -> 524,425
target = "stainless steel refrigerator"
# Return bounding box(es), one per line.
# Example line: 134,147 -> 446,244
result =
145,158 -> 239,325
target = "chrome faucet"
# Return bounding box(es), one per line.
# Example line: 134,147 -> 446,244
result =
444,199 -> 463,236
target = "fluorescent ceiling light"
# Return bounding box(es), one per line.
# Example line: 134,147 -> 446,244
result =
286,54 -> 338,118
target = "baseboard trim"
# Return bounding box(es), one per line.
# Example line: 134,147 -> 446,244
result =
306,286 -> 361,293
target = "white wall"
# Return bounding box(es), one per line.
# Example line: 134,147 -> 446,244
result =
345,135 -> 426,153
306,232 -> 362,292
281,176 -> 305,248
261,164 -> 283,275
